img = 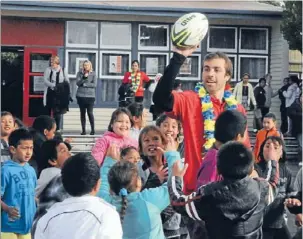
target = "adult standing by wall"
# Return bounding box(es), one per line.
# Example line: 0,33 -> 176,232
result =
272,77 -> 290,134
153,47 -> 250,194
253,78 -> 267,132
283,75 -> 301,136
148,73 -> 163,122
43,56 -> 70,131
76,60 -> 97,135
233,73 -> 257,111
122,60 -> 150,104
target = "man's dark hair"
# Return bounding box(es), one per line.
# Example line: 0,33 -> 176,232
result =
264,113 -> 276,122
214,110 -> 247,143
173,80 -> 181,90
32,115 -> 56,133
8,128 -> 33,148
61,153 -> 100,196
127,102 -> 144,118
1,111 -> 14,118
217,142 -> 254,179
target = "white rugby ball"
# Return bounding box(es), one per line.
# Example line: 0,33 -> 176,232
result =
172,12 -> 209,49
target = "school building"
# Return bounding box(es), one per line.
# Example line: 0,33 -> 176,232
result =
1,1 -> 290,129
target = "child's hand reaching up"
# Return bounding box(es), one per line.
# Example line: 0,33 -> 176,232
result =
155,165 -> 168,183
172,161 -> 188,178
157,134 -> 176,153
106,144 -> 121,161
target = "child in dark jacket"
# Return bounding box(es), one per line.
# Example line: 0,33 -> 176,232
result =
254,136 -> 294,239
168,141 -> 280,239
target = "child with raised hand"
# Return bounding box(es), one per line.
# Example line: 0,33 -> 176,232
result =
254,113 -> 283,161
1,128 -> 37,239
1,111 -> 16,163
156,113 -> 185,159
196,110 -> 247,188
91,107 -> 138,165
254,136 -> 294,239
168,141 -> 280,239
97,134 -> 183,239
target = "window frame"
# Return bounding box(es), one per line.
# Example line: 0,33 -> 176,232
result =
65,49 -> 99,78
99,50 -> 131,79
227,54 -> 238,82
207,26 -> 238,53
66,21 -> 99,48
138,52 -> 169,77
138,24 -> 169,51
238,55 -> 268,82
239,27 -> 269,54
170,53 -> 201,81
100,22 -> 132,50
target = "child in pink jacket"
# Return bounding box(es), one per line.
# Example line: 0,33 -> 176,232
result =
196,110 -> 247,189
92,108 -> 138,165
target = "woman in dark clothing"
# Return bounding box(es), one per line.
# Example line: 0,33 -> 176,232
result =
76,60 -> 97,135
272,77 -> 290,134
254,136 -> 295,239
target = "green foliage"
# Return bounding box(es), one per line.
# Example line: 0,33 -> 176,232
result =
281,1 -> 302,52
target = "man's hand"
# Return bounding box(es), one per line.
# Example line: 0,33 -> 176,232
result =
172,45 -> 199,57
172,160 -> 188,177
284,198 -> 302,208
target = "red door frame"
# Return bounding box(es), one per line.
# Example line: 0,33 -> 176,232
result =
23,47 -> 57,126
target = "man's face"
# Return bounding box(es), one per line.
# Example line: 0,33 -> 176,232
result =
243,75 -> 249,84
202,58 -> 230,95
266,74 -> 272,84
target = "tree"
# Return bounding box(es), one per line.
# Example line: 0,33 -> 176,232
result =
280,1 -> 302,52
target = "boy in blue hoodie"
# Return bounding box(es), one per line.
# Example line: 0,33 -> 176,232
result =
1,128 -> 37,239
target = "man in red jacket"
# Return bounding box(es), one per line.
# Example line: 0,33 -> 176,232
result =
153,46 -> 250,194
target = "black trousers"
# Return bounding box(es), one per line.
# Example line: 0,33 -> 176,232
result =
77,97 -> 95,132
45,106 -> 62,131
280,106 -> 288,134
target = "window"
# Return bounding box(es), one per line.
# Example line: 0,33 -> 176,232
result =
139,24 -> 169,50
100,22 -> 131,49
170,53 -> 201,80
239,55 -> 268,82
207,27 -> 237,52
240,28 -> 268,54
138,53 -> 169,76
100,51 -> 131,79
66,21 -> 98,48
65,50 -> 98,77
227,54 -> 237,82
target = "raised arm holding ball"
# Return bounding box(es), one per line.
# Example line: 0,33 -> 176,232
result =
153,13 -> 251,194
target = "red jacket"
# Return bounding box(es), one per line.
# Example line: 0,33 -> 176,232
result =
122,71 -> 150,97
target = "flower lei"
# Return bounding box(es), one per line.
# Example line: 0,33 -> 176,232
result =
194,82 -> 238,152
131,71 -> 141,93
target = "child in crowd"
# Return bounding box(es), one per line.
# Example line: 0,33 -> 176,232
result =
196,110 -> 247,188
34,153 -> 122,239
168,141 -> 280,239
97,135 -> 180,239
254,113 -> 283,161
127,102 -> 147,141
156,113 -> 185,159
254,136 -> 294,239
1,111 -> 15,163
121,146 -> 141,164
91,108 -> 138,165
35,139 -> 71,198
137,125 -> 186,238
1,128 -> 37,239
30,115 -> 57,176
